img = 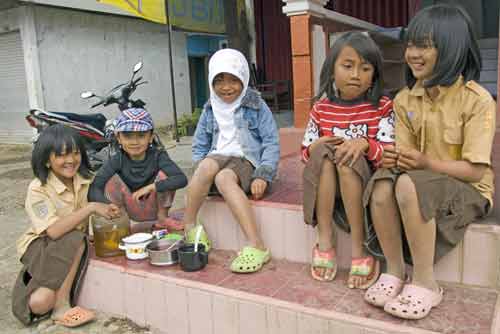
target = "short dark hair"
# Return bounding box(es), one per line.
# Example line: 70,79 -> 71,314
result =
404,4 -> 481,88
315,31 -> 384,105
31,124 -> 92,184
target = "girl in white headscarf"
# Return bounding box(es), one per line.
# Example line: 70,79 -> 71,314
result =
184,48 -> 280,273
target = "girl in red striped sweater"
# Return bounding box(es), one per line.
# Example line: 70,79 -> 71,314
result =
302,31 -> 394,289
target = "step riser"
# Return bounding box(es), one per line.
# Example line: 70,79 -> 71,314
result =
199,200 -> 500,289
78,261 -> 439,334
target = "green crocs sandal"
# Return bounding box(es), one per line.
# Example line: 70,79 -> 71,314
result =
230,246 -> 271,273
185,225 -> 212,252
163,233 -> 184,241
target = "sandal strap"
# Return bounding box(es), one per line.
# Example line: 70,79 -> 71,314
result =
312,246 -> 336,269
350,256 -> 375,276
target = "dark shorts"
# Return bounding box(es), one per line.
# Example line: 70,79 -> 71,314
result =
363,168 -> 490,264
11,230 -> 89,326
302,142 -> 373,234
203,154 -> 256,194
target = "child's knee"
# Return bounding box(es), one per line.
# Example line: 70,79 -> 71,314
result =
394,175 -> 417,208
29,288 -> 55,315
193,159 -> 219,182
214,169 -> 238,191
370,180 -> 394,208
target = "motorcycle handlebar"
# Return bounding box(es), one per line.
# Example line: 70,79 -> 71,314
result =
83,61 -> 145,111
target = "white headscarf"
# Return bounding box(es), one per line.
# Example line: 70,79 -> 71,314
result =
208,48 -> 250,156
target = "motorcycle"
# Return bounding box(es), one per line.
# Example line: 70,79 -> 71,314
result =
26,61 -> 151,170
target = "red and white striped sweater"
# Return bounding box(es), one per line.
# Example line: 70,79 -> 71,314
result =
301,96 -> 394,167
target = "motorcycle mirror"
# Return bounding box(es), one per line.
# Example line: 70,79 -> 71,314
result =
81,91 -> 95,99
133,61 -> 143,73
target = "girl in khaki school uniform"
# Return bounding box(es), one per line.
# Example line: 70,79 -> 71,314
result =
12,124 -> 120,328
363,4 -> 496,320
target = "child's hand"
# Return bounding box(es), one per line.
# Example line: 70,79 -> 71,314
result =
309,136 -> 344,155
397,148 -> 429,170
334,138 -> 369,167
132,184 -> 156,201
250,178 -> 267,200
92,203 -> 121,219
382,145 -> 399,168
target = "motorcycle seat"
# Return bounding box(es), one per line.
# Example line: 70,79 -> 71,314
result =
57,112 -> 107,132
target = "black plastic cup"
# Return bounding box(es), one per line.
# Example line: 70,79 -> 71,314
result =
178,243 -> 208,272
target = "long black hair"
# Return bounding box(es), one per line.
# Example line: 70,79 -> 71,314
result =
315,31 -> 384,105
405,3 -> 481,88
31,124 -> 92,184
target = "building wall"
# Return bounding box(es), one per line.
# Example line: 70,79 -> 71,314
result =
0,7 -> 34,142
33,5 -> 191,128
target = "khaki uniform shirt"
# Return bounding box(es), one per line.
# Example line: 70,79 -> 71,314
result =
394,76 -> 496,205
17,172 -> 92,257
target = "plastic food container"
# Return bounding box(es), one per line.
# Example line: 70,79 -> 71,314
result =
119,233 -> 153,260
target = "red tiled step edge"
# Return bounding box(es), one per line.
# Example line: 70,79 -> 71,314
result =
78,248 -> 499,334
198,153 -> 500,289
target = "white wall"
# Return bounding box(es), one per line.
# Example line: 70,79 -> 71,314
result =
34,5 -> 191,128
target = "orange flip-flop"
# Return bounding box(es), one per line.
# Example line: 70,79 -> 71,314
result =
54,306 -> 95,328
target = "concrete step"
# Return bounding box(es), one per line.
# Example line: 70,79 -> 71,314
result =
77,129 -> 500,333
193,153 -> 500,290
199,196 -> 500,289
78,249 -> 500,334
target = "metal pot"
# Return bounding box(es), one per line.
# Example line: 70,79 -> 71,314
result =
146,239 -> 184,266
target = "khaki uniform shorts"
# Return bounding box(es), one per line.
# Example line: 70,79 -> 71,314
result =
363,168 -> 490,264
201,154 -> 256,194
11,230 -> 89,325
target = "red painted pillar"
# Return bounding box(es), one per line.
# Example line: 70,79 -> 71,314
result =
290,15 -> 314,128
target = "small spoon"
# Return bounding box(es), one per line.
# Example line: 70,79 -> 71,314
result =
164,238 -> 182,252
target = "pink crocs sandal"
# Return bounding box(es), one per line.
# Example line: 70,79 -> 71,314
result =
364,273 -> 405,307
383,284 -> 443,320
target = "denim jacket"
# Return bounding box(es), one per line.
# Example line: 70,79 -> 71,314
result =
192,88 -> 280,182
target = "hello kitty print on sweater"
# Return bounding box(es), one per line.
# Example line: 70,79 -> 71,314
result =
301,96 -> 394,167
